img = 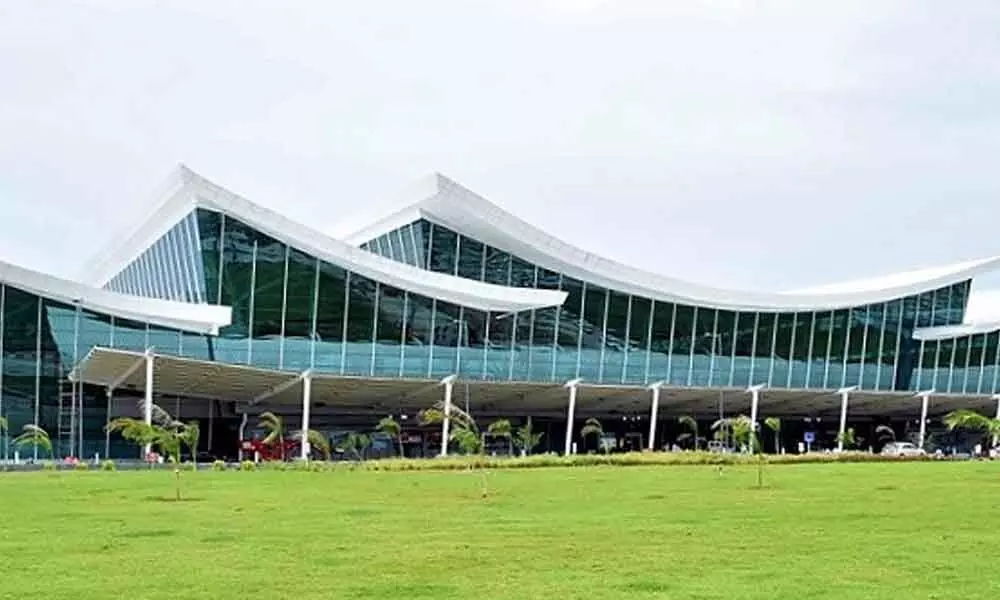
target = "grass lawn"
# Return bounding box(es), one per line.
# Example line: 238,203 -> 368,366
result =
1,462 -> 998,599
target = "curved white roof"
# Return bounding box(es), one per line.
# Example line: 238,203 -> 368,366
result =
0,260 -> 230,335
913,322 -> 1000,341
344,174 -> 1000,313
82,167 -> 567,314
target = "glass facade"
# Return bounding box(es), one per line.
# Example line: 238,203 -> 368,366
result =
3,208 -> 1000,459
359,219 -> 994,393
0,282 -> 213,460
104,211 -> 206,303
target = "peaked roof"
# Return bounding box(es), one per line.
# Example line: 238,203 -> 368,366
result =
81,166 -> 567,314
342,173 -> 1000,313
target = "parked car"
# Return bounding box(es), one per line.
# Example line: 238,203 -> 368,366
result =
880,442 -> 926,457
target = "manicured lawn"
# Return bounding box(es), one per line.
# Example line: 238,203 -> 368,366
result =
1,462 -> 998,599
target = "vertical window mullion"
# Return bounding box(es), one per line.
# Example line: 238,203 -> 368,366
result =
246,240 -> 259,365
598,288 -> 610,383
621,295 -> 633,384
340,272 -> 352,375
643,300 -> 655,385
278,245 -> 290,370
309,258 -> 320,369
665,303 -> 677,384
686,306 -> 698,386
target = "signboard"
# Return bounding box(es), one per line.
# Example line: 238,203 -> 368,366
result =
804,431 -> 815,444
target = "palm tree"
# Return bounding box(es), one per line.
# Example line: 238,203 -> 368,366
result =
12,424 -> 53,463
257,412 -> 286,460
341,432 -> 371,461
875,425 -> 896,445
580,417 -> 604,453
944,409 -> 1000,452
376,416 -> 405,458
764,417 -> 782,454
487,418 -> 513,456
293,429 -> 331,460
713,415 -> 764,487
420,403 -> 490,497
677,416 -> 700,450
513,417 -> 544,456
836,427 -> 857,451
107,404 -> 199,500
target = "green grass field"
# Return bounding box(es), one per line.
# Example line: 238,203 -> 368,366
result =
2,462 -> 998,599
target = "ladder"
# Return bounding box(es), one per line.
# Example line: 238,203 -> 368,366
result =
56,377 -> 76,458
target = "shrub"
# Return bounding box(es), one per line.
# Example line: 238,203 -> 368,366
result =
343,450 -> 931,473
212,460 -> 226,472
239,460 -> 256,472
42,461 -> 56,471
101,460 -> 116,471
74,461 -> 90,471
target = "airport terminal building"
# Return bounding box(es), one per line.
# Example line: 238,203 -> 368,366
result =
2,166 -> 999,459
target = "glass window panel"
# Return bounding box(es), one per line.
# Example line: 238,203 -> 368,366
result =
579,284 -> 607,381
428,225 -> 458,274
622,296 -> 653,384
344,273 -> 377,376
458,238 -> 485,280
483,246 -> 510,285
250,237 -> 287,370
530,268 -> 561,381
689,307 -> 715,386
372,283 -> 406,377
401,292 -> 434,377
752,313 -> 776,386
313,260 -> 348,373
429,300 -> 463,378
770,313 -> 793,388
282,249 -> 317,371
554,277 -> 584,381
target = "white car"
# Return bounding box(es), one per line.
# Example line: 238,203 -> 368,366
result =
880,442 -> 926,457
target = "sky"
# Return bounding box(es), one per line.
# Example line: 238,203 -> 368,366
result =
2,0 -> 1000,317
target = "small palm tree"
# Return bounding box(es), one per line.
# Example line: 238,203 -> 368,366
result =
875,425 -> 896,444
487,418 -> 513,456
944,409 -> 1000,451
258,412 -> 287,460
580,417 -> 604,453
764,417 -> 782,454
12,424 -> 53,462
677,416 -> 700,450
376,416 -> 405,458
341,432 -> 371,461
836,427 -> 857,451
513,417 -> 544,456
713,415 -> 764,487
107,404 -> 199,500
0,416 -> 7,433
293,429 -> 331,460
420,403 -> 490,497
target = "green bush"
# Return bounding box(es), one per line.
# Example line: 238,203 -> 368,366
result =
239,460 -> 256,472
347,451 -> 930,473
74,461 -> 90,471
42,461 -> 56,471
101,460 -> 116,471
212,460 -> 226,472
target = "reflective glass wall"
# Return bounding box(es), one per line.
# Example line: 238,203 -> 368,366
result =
104,211 -> 207,303
362,219 -> 977,392
0,282 -> 212,460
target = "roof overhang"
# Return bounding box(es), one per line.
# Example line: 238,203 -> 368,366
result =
81,167 -> 566,314
0,260 -> 230,335
342,173 -> 1000,313
70,347 -> 997,418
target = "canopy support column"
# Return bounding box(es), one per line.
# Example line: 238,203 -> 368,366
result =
300,371 -> 313,460
143,352 -> 154,457
836,386 -> 856,452
439,375 -> 457,457
647,382 -> 664,451
917,391 -> 932,449
993,394 -> 1000,448
564,379 -> 582,456
105,386 -> 113,460
748,384 -> 764,453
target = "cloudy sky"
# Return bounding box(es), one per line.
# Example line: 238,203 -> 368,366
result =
2,1 -> 1000,311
